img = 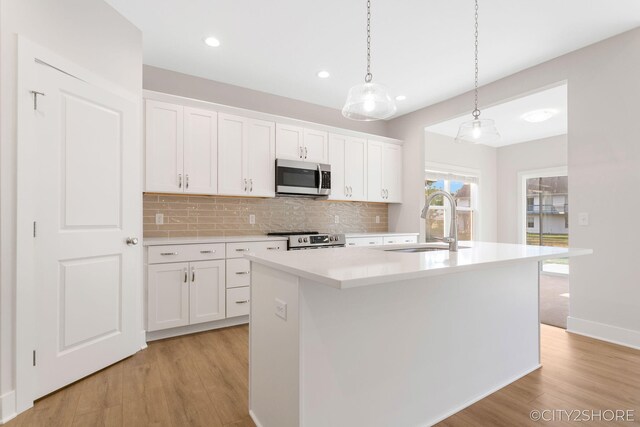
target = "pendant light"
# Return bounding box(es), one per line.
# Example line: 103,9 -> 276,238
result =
342,0 -> 397,121
455,0 -> 500,144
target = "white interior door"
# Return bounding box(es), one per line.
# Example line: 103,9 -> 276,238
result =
33,61 -> 141,398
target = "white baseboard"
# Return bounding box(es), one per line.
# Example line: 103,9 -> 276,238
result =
146,316 -> 249,342
567,317 -> 640,350
249,410 -> 264,427
0,391 -> 17,425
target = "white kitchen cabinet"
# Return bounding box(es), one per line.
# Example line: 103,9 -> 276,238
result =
147,262 -> 190,331
189,260 -> 226,324
346,236 -> 384,247
383,235 -> 418,245
218,113 -> 276,197
276,123 -> 328,162
367,140 -> 403,203
145,100 -> 218,194
226,287 -> 251,318
329,134 -> 367,201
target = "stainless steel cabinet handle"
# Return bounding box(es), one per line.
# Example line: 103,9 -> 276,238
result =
178,174 -> 183,189
244,178 -> 248,192
200,250 -> 215,254
348,243 -> 356,246
126,237 -> 138,246
369,242 -> 376,244
235,248 -> 250,252
160,252 -> 178,256
235,300 -> 249,304
267,246 -> 280,250
249,178 -> 253,192
191,268 -> 195,282
235,271 -> 250,275
186,174 -> 189,189
304,146 -> 308,159
345,185 -> 348,196
299,146 -> 303,159
349,186 -> 353,196
184,269 -> 188,283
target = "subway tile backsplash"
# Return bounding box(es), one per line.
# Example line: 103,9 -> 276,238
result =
143,194 -> 388,238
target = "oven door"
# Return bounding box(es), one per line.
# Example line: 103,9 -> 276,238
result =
276,159 -> 331,196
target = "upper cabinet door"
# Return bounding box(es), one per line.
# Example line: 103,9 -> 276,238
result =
367,140 -> 384,202
145,100 -> 184,193
218,113 -> 247,195
328,134 -> 346,200
183,107 -> 217,195
345,137 -> 368,201
383,143 -> 403,203
303,129 -> 328,163
276,123 -> 304,160
189,260 -> 226,324
246,119 -> 276,197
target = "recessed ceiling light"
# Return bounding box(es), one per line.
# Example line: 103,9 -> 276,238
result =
204,37 -> 221,47
522,109 -> 557,123
317,70 -> 330,79
395,95 -> 407,101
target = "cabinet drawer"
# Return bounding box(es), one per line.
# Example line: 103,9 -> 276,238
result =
383,235 -> 418,245
227,287 -> 250,318
346,237 -> 384,247
148,243 -> 225,264
226,258 -> 251,288
226,241 -> 285,259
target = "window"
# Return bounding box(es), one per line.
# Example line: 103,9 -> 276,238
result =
527,216 -> 535,228
425,171 -> 478,241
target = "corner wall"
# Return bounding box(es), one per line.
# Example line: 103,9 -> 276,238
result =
387,27 -> 640,349
0,0 -> 142,420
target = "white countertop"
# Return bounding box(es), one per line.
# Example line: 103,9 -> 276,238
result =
246,241 -> 592,289
143,235 -> 288,246
345,232 -> 419,238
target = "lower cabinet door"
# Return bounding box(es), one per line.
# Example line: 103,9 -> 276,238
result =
226,287 -> 250,318
147,262 -> 190,331
189,260 -> 226,324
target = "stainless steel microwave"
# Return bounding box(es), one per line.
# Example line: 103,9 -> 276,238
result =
275,159 -> 331,197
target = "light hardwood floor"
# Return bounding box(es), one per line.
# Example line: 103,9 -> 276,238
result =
7,324 -> 640,426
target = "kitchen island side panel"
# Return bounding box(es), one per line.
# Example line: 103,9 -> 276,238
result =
298,262 -> 540,427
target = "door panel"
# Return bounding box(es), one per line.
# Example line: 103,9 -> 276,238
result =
34,62 -> 141,398
145,100 -> 183,193
218,113 -> 246,195
147,262 -> 189,331
190,260 -> 226,324
184,107 -> 217,194
276,123 -> 303,160
303,129 -> 328,163
367,140 -> 384,202
246,119 -> 276,197
345,137 -> 367,201
328,134 -> 346,200
383,143 -> 403,203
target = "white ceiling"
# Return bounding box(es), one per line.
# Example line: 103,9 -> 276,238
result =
105,0 -> 640,117
426,84 -> 567,147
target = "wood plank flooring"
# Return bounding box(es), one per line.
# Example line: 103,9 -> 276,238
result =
7,324 -> 640,426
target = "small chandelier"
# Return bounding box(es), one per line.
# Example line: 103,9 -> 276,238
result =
342,0 -> 397,121
455,0 -> 500,144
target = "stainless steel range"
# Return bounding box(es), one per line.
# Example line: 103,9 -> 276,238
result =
267,231 -> 346,250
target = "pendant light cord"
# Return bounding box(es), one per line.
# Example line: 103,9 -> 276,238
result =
365,0 -> 372,83
473,0 -> 480,119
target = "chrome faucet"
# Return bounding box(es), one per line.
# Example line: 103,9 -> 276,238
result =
420,190 -> 458,252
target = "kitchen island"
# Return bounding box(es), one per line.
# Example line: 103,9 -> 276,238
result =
246,242 -> 591,427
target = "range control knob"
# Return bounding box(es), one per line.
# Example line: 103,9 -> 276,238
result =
304,237 -> 309,242
298,237 -> 303,243
329,236 -> 335,241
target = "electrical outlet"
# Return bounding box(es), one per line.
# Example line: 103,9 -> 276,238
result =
375,215 -> 380,224
249,214 -> 256,225
155,213 -> 164,225
275,298 -> 287,320
578,212 -> 589,226
334,215 -> 339,224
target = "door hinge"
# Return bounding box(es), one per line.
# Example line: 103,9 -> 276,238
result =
33,221 -> 37,237
33,350 -> 36,366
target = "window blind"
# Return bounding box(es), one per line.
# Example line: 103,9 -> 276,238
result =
424,170 -> 479,185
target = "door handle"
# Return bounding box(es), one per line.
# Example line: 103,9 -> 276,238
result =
299,147 -> 303,159
267,246 -> 280,250
249,178 -> 253,192
304,146 -> 308,159
126,237 -> 139,246
244,178 -> 248,192
235,271 -> 250,275
186,174 -> 189,189
160,252 -> 178,256
317,163 -> 322,193
235,248 -> 250,252
235,300 -> 250,304
191,268 -> 195,283
178,174 -> 183,189
200,250 -> 215,254
184,269 -> 188,283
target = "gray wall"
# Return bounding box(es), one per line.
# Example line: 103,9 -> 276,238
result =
0,0 -> 142,408
143,65 -> 390,137
497,135 -> 568,243
387,27 -> 640,348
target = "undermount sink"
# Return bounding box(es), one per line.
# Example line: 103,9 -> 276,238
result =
384,245 -> 470,253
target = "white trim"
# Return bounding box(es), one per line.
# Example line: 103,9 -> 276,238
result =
145,316 -> 249,342
15,36 -> 144,414
249,410 -> 265,427
567,317 -> 640,350
144,89 -> 403,146
0,391 -> 17,424
424,364 -> 542,426
517,166 -> 568,245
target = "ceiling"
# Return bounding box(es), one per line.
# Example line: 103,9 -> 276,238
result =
105,0 -> 640,117
426,84 -> 567,147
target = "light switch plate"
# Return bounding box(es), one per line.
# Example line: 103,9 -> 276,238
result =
375,215 -> 380,224
334,215 -> 339,224
578,212 -> 589,226
249,214 -> 255,225
275,298 -> 287,320
155,213 -> 164,225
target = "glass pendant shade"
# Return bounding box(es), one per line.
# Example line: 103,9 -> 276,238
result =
342,82 -> 397,121
455,118 -> 501,144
